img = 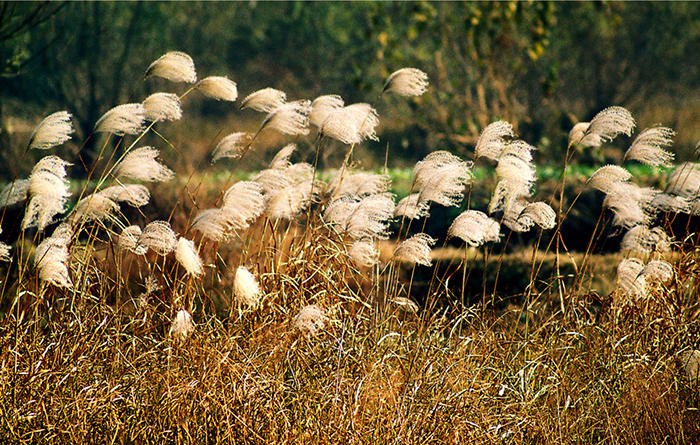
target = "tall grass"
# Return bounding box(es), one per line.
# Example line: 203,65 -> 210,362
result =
0,52 -> 698,443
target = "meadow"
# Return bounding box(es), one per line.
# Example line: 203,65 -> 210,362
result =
0,51 -> 698,444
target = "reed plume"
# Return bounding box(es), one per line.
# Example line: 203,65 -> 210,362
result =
620,225 -> 671,255
395,193 -> 430,220
640,260 -> 673,283
94,103 -> 146,136
568,122 -> 602,148
348,239 -> 379,267
293,305 -> 328,336
233,266 -> 262,308
259,100 -> 311,136
475,121 -> 514,160
99,184 -> 150,207
448,210 -> 500,247
169,309 -> 195,341
310,95 -> 344,128
392,297 -> 419,314
211,132 -> 254,162
650,193 -> 690,214
139,221 -> 177,255
616,258 -> 646,299
240,88 -> 286,112
145,51 -> 197,83
143,93 -> 183,122
27,111 -> 74,150
519,202 -> 556,230
585,106 -> 635,144
324,193 -> 395,240
587,165 -> 632,193
603,182 -> 657,228
269,143 -> 296,169
624,126 -> 675,167
328,171 -> 391,198
382,68 -> 429,96
0,228 -> 10,262
221,181 -> 266,230
175,237 -> 203,277
322,103 -> 379,144
119,225 -> 147,255
34,233 -> 72,288
69,194 -> 119,225
196,76 -> 238,101
23,156 -> 72,231
666,163 -> 700,198
392,233 -> 435,266
113,146 -> 174,182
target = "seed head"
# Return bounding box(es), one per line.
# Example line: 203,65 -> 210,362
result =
568,122 -> 603,148
616,258 -> 646,299
233,266 -> 262,308
348,239 -> 379,267
587,165 -> 632,193
169,309 -> 195,341
175,237 -> 203,277
196,76 -> 238,101
211,132 -> 254,163
114,146 -> 174,182
146,51 -> 197,83
383,68 -> 429,96
392,233 -> 435,266
119,225 -> 147,255
269,143 -> 296,169
0,179 -> 30,208
27,111 -> 74,150
586,106 -> 635,143
624,126 -> 675,167
99,184 -> 150,207
293,305 -> 328,336
94,103 -> 146,136
259,100 -> 311,136
395,193 -> 430,220
143,93 -> 182,122
139,221 -> 177,255
310,95 -> 344,128
240,88 -> 286,112
475,121 -> 514,160
448,210 -> 500,247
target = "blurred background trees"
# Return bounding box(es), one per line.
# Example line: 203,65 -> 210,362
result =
1,1 -> 698,173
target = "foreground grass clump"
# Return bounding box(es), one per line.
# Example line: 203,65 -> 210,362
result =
1,294 -> 699,443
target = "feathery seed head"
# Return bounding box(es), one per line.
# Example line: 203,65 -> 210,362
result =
568,122 -> 603,148
586,106 -> 636,143
587,165 -> 633,193
119,225 -> 146,255
322,103 -> 379,144
99,184 -> 150,207
620,225 -> 671,255
27,111 -> 74,150
394,193 -> 430,220
650,193 -> 691,214
34,235 -> 72,288
392,297 -> 419,314
269,143 -> 296,169
211,132 -> 254,163
324,193 -> 395,240
520,202 -> 556,230
233,266 -> 262,308
502,199 -> 535,233
196,76 -> 238,101
310,95 -> 344,128
70,194 -> 119,225
143,93 -> 182,122
624,126 -> 675,167
603,182 -> 657,228
191,208 -> 230,242
260,100 -> 311,136
383,68 -> 429,96
392,233 -> 435,266
222,181 -> 265,230
94,103 -> 146,136
329,171 -> 391,198
0,241 -> 10,262
666,163 -> 700,198
640,260 -> 673,283
448,210 -> 501,247
475,121 -> 514,160
293,305 -> 328,336
240,88 -> 286,112
616,258 -> 646,299
139,221 -> 177,255
348,239 -> 380,267
266,178 -> 322,220
23,156 -> 71,231
169,309 -> 195,341
175,237 -> 203,277
114,146 -> 174,182
146,51 -> 197,83
500,140 -> 536,163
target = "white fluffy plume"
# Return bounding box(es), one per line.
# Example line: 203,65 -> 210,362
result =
310,95 -> 344,128
392,233 -> 435,266
586,106 -> 635,143
113,147 -> 174,182
413,151 -> 472,207
448,210 -> 500,247
99,184 -> 150,207
34,234 -> 72,288
568,122 -> 602,148
269,143 -> 296,169
293,305 -> 328,336
383,68 -> 429,96
321,103 -> 380,144
27,111 -> 74,150
603,182 -> 657,228
0,179 -> 30,208
259,100 -> 311,136
666,163 -> 700,199
640,260 -> 673,283
146,51 -> 197,83
348,239 -> 379,267
395,193 -> 430,220
70,193 -> 119,225
519,202 -> 556,230
587,165 -> 632,193
221,181 -> 266,230
324,193 -> 395,240
119,225 -> 146,255
169,309 -> 195,341
328,170 -> 391,198
23,156 -> 72,231
175,237 -> 203,277
94,103 -> 146,136
139,221 -> 177,255
624,126 -> 675,167
240,88 -> 286,112
211,132 -> 254,163
233,266 -> 263,308
143,93 -> 182,122
196,76 -> 238,102
616,258 -> 646,299
475,121 -> 514,160
620,225 -> 671,255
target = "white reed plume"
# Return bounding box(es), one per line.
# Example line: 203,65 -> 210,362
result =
568,122 -> 603,148
624,126 -> 675,167
329,171 -> 391,198
620,225 -> 671,255
221,181 -> 265,230
392,233 -> 435,266
51,223 -> 74,245
603,182 -> 657,228
475,121 -> 514,160
324,193 -> 395,240
169,309 -> 195,341
392,297 -> 419,314
119,225 -> 147,255
94,103 -> 146,136
448,210 -> 500,247
500,140 -> 536,163
616,258 -> 646,299
0,179 -> 29,208
587,165 -> 632,193
69,194 -> 119,225
240,88 -> 286,112
519,202 -> 556,230
496,155 -> 535,186
195,76 -> 238,101
139,221 -> 177,255
211,132 -> 254,163
395,193 -> 430,220
488,179 -> 532,214
413,151 -> 468,190
99,184 -> 150,207
383,68 -> 429,96
266,178 -> 322,220
640,260 -> 673,283
253,168 -> 293,195
34,235 -> 71,288
417,161 -> 472,207
145,51 -> 197,83
175,237 -> 203,277
322,103 -> 380,144
142,93 -> 182,122
502,199 -> 535,233
269,143 -> 296,169
191,208 -> 230,242
233,266 -> 262,308
23,156 -> 71,231
348,239 -> 379,267
259,100 -> 311,136
585,106 -> 635,143
113,146 -> 174,182
27,111 -> 73,150
666,163 -> 700,198
650,193 -> 691,214
293,305 -> 328,336
310,95 -> 344,128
